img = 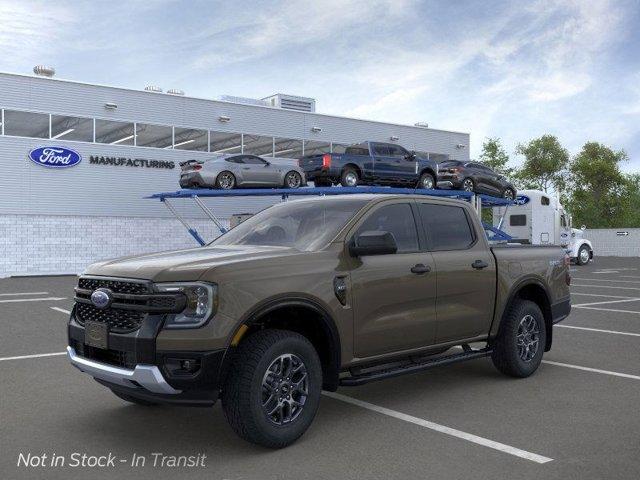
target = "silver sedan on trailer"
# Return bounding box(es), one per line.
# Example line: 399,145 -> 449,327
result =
179,154 -> 307,190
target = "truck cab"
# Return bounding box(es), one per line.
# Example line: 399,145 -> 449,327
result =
492,189 -> 594,265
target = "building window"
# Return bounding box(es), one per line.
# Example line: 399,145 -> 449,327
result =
273,137 -> 303,158
243,134 -> 274,156
136,123 -> 173,148
3,110 -> 49,138
173,127 -> 208,151
95,119 -> 135,145
510,215 -> 527,226
210,131 -> 242,154
303,140 -> 331,156
51,114 -> 93,142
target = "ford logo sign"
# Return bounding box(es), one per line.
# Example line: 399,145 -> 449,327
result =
514,195 -> 530,206
28,146 -> 82,168
90,288 -> 113,309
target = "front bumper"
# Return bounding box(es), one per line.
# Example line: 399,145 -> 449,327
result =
436,175 -> 463,189
68,311 -> 227,406
67,346 -> 180,394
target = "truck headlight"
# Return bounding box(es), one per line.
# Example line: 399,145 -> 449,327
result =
156,282 -> 218,329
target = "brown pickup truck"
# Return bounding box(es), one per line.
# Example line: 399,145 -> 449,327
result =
67,194 -> 571,448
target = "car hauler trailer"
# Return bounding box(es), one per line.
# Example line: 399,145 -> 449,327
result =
492,189 -> 593,265
147,186 -> 514,246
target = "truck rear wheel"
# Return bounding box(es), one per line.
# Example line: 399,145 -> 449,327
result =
221,329 -> 322,448
491,299 -> 546,378
340,167 -> 359,187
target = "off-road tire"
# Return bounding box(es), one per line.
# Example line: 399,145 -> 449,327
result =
340,167 -> 359,187
222,329 -> 322,448
417,172 -> 436,189
491,299 -> 546,378
111,390 -> 158,406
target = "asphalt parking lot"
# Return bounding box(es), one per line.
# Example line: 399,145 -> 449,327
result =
2,256 -> 640,480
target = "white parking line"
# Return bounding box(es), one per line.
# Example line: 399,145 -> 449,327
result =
620,275 -> 640,279
572,306 -> 640,315
572,278 -> 640,284
0,297 -> 66,304
571,284 -> 640,291
571,293 -> 639,299
556,325 -> 640,337
51,307 -> 71,315
573,298 -> 640,307
542,361 -> 640,380
0,291 -> 49,296
323,391 -> 553,464
0,352 -> 66,362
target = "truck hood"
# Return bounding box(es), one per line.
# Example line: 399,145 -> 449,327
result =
83,245 -> 299,282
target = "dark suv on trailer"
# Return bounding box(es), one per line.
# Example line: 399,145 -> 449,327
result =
437,160 -> 516,199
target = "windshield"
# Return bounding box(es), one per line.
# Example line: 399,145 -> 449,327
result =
210,197 -> 369,251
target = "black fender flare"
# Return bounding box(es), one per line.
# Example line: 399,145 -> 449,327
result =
491,277 -> 553,351
237,294 -> 342,391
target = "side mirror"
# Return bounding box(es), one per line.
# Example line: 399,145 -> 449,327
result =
264,161 -> 271,166
404,151 -> 416,160
349,230 -> 398,257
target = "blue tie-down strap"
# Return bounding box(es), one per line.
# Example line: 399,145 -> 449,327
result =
483,222 -> 513,241
188,228 -> 206,246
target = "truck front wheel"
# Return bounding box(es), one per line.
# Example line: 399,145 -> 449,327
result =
576,245 -> 591,265
221,329 -> 322,448
491,299 -> 546,378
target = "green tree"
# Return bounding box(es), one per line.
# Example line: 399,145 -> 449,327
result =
566,142 -> 629,228
479,137 -> 513,177
623,174 -> 640,227
514,135 -> 569,193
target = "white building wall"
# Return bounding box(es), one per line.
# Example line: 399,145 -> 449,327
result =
0,215 -> 228,277
583,229 -> 640,257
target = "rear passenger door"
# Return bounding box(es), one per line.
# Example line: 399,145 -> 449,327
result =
371,143 -> 394,181
416,201 -> 496,343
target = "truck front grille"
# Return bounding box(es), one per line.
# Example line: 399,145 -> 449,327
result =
75,303 -> 145,333
78,277 -> 151,295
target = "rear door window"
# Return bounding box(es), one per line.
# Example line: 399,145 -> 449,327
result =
372,144 -> 390,156
355,203 -> 419,253
418,203 -> 475,250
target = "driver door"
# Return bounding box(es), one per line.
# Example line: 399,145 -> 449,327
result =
241,155 -> 279,185
349,201 -> 437,358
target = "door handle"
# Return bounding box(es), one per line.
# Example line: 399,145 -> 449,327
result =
472,260 -> 488,270
411,264 -> 431,274
242,167 -> 250,170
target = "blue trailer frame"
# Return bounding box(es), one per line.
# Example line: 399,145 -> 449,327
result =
147,187 -> 513,246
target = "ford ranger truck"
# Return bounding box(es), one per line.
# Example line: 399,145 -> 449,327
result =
67,194 -> 571,448
298,141 -> 441,189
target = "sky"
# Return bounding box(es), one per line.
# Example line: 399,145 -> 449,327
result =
1,0 -> 639,171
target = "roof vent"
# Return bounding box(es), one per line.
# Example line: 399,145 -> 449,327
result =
33,65 -> 55,77
144,85 -> 163,93
167,89 -> 185,96
219,95 -> 270,107
262,94 -> 316,112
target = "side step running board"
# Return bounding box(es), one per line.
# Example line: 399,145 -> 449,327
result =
339,347 -> 492,387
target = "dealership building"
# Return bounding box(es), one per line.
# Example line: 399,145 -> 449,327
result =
0,69 -> 470,276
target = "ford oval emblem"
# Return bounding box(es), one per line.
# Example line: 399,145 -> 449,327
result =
28,146 -> 82,168
514,195 -> 530,206
91,288 -> 113,309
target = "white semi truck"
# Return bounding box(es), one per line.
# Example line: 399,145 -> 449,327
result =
493,189 -> 594,265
